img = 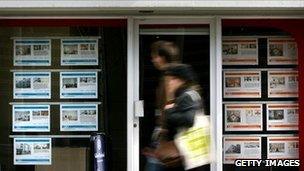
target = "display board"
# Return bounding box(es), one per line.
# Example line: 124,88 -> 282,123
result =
223,70 -> 261,98
12,104 -> 50,132
266,102 -> 298,131
268,70 -> 298,98
13,72 -> 51,99
14,39 -> 51,66
222,35 -> 299,168
223,136 -> 262,164
14,138 -> 52,165
224,103 -> 263,131
10,36 -> 102,166
222,37 -> 258,65
61,38 -> 99,65
60,71 -> 98,99
267,136 -> 299,159
60,103 -> 98,131
267,37 -> 298,65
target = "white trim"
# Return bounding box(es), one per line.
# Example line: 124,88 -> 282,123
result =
0,16 -> 127,19
219,15 -> 304,19
127,16 -> 139,171
209,18 -> 217,171
0,16 -> 128,19
133,18 -> 214,25
0,15 -> 302,20
0,1 -> 303,8
0,15 -> 207,19
210,17 -> 223,171
133,16 -> 218,20
134,18 -> 141,171
133,15 -> 304,20
133,16 -> 218,171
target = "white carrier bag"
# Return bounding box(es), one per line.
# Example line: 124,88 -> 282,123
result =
174,90 -> 211,170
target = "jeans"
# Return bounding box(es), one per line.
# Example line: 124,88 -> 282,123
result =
145,156 -> 165,171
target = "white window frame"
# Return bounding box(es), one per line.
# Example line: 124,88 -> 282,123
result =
127,16 -> 223,171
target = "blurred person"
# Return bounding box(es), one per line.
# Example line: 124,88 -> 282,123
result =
150,40 -> 180,70
142,40 -> 180,171
151,40 -> 181,106
158,64 -> 207,171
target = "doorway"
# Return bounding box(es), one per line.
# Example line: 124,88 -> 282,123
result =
138,24 -> 211,170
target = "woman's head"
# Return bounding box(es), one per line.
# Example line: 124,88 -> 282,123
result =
150,41 -> 180,70
163,64 -> 198,95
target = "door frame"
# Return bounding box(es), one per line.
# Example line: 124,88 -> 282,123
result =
127,16 -> 223,171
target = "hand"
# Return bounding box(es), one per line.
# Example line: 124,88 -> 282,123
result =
142,147 -> 155,157
164,103 -> 174,109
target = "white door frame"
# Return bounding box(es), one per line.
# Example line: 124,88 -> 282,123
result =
127,16 -> 223,171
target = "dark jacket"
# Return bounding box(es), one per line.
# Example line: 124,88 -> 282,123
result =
163,87 -> 202,140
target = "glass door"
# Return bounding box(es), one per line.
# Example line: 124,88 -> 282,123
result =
138,24 -> 211,171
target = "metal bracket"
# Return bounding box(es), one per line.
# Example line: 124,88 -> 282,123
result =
134,100 -> 144,117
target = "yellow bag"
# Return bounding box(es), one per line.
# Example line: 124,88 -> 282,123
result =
174,114 -> 211,170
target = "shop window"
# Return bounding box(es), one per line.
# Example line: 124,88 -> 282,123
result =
0,19 -> 127,171
222,20 -> 303,171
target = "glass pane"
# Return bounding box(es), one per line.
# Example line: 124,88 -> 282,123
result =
0,21 -> 127,171
222,24 -> 299,171
139,25 -> 210,171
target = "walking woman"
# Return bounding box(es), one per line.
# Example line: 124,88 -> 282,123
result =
156,64 -> 208,171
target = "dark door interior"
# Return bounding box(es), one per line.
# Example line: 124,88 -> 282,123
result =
139,25 -> 210,171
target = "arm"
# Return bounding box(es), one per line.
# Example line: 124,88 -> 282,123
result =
163,92 -> 200,129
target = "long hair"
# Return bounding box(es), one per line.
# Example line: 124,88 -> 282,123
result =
164,63 -> 204,106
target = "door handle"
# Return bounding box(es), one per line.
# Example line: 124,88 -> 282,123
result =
134,100 -> 144,117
